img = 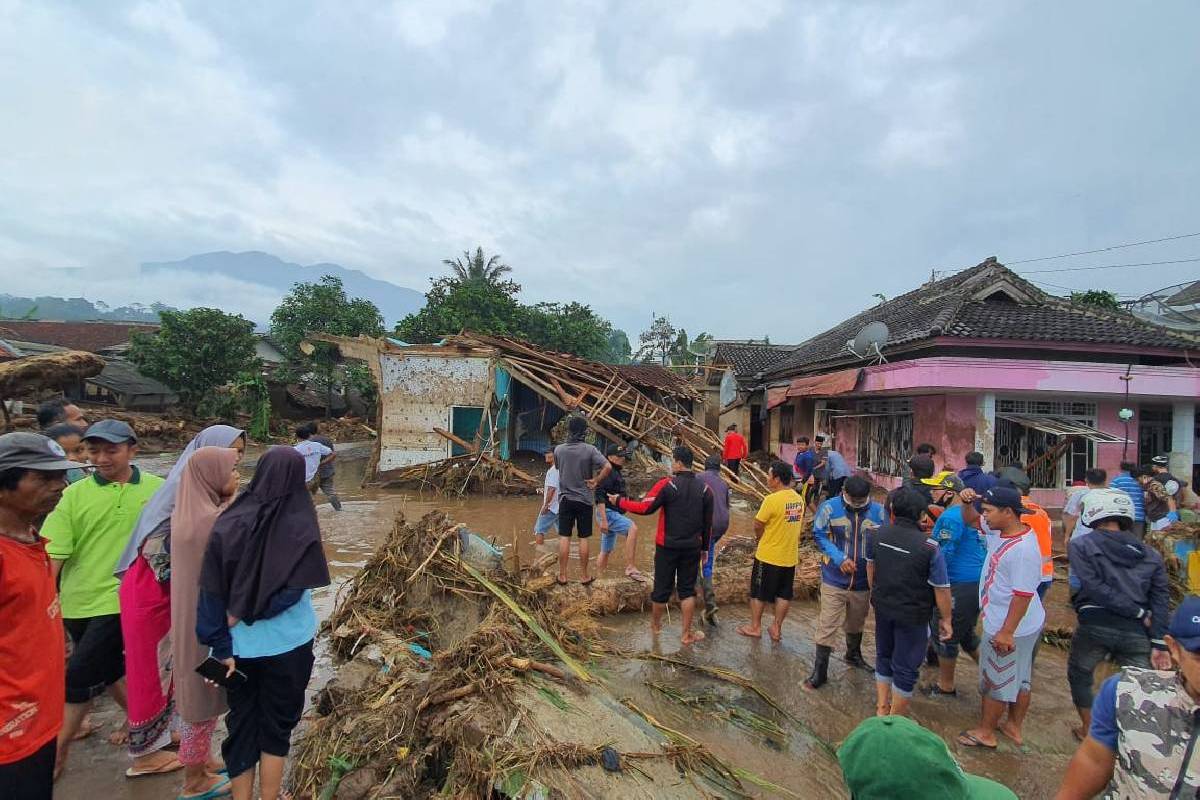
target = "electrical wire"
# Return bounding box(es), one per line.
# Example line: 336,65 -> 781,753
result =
1019,257 -> 1200,275
1008,231 -> 1200,264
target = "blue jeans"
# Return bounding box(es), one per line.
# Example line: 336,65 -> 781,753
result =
702,524 -> 728,579
874,612 -> 929,697
534,511 -> 558,535
599,509 -> 633,554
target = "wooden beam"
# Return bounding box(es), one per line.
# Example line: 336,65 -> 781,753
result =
433,427 -> 477,453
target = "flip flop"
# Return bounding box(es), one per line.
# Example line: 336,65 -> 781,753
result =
580,577 -> 596,587
926,685 -> 958,698
555,577 -> 569,586
735,625 -> 761,638
126,755 -> 184,778
956,731 -> 997,750
624,567 -> 647,583
178,776 -> 232,800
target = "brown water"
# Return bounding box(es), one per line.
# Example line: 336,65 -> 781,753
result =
56,452 -> 1076,798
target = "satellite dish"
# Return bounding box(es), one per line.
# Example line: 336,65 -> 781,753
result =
848,321 -> 889,363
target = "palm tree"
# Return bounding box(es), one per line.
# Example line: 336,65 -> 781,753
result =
443,247 -> 512,286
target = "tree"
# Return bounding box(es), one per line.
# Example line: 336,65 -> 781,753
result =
635,315 -> 678,365
605,329 -> 632,364
395,277 -> 525,343
129,307 -> 258,414
521,302 -> 613,361
269,275 -> 386,417
443,246 -> 514,288
1070,289 -> 1120,311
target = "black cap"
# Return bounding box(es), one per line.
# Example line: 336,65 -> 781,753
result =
980,485 -> 1029,515
82,419 -> 137,444
0,432 -> 89,473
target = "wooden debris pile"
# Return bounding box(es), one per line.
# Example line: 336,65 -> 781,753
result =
376,427 -> 540,495
1147,521 -> 1200,607
0,351 -> 105,430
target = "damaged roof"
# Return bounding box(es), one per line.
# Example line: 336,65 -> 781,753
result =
614,363 -> 695,395
768,258 -> 1198,377
88,359 -> 178,398
0,320 -> 158,353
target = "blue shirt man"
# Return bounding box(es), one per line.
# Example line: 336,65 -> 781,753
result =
1109,464 -> 1146,524
931,504 -> 986,585
957,451 -> 997,496
813,487 -> 885,591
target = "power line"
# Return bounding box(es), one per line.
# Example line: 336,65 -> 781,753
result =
1008,231 -> 1200,264
1019,256 -> 1200,275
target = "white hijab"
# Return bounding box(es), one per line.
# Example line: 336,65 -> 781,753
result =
113,424 -> 244,576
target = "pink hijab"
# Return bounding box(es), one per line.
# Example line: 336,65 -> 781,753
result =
170,446 -> 240,723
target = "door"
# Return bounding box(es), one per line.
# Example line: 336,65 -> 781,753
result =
1138,405 -> 1173,462
449,406 -> 485,456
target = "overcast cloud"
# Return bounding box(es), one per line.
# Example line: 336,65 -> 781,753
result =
1,1 -> 1197,339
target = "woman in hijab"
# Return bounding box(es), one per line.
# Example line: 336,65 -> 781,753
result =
198,447 -> 330,800
117,425 -> 244,776
170,447 -> 242,799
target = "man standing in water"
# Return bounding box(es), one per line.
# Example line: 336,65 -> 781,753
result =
738,462 -> 805,643
696,454 -> 732,625
0,433 -> 87,798
41,420 -> 165,777
553,415 -> 611,585
616,446 -> 712,645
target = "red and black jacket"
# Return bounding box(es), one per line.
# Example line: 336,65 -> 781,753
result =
619,471 -> 713,550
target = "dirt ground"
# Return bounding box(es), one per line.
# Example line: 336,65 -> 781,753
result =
54,455 -> 1085,799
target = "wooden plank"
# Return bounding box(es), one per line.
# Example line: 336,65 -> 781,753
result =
433,426 -> 477,453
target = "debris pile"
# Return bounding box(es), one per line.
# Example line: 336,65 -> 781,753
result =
1147,521 -> 1200,607
294,511 -> 807,799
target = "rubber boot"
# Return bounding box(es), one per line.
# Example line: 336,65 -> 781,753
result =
804,645 -> 832,690
844,632 -> 868,670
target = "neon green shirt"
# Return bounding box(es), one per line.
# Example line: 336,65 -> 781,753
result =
41,467 -> 164,619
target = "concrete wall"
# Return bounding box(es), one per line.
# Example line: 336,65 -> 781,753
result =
718,404 -> 751,444
378,353 -> 492,471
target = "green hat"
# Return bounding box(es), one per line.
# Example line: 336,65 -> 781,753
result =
838,716 -> 1016,799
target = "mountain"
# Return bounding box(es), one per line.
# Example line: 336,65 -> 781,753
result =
142,251 -> 425,326
0,295 -> 172,322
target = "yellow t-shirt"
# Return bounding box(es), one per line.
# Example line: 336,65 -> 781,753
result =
754,488 -> 805,567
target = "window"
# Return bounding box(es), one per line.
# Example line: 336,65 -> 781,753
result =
996,397 -> 1097,488
1138,405 -> 1173,460
778,405 -> 794,446
854,399 -> 913,477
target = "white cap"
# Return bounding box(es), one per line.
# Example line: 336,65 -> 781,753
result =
1080,489 -> 1135,528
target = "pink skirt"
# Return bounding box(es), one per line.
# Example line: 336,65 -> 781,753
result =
119,555 -> 174,756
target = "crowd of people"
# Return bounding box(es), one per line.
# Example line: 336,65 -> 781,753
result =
0,401 -> 336,800
535,418 -> 1199,797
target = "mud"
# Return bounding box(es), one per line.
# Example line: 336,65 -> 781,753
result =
54,452 -> 1079,799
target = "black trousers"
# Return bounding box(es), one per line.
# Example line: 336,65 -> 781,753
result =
0,739 -> 55,800
223,640 -> 315,779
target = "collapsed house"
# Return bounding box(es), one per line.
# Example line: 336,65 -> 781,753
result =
317,332 -> 771,498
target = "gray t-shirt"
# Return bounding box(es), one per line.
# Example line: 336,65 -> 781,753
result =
553,440 -> 608,505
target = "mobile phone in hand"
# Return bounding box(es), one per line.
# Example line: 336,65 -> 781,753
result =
195,656 -> 248,688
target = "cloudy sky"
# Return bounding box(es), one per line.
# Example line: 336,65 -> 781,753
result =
1,1 -> 1198,340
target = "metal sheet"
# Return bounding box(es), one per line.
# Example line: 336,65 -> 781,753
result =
785,369 -> 861,399
995,413 -> 1123,443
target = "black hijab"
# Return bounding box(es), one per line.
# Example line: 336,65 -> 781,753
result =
199,446 -> 330,624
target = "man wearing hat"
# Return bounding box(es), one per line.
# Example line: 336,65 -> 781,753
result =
839,715 -> 1016,799
1150,453 -> 1184,502
1056,595 -> 1200,798
40,420 -> 164,776
957,485 -> 1046,750
593,447 -> 646,583
0,433 -> 88,797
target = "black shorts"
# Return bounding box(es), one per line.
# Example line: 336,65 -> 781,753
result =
224,640 -> 315,779
0,739 -> 55,800
750,559 -> 795,603
64,614 -> 125,704
557,499 -> 595,539
934,581 -> 981,659
652,546 -> 701,603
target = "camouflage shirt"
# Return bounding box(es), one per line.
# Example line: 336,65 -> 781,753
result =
1107,668 -> 1200,798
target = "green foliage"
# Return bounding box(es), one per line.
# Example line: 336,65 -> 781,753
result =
234,372 -> 272,441
269,276 -> 385,415
442,246 -> 514,288
635,315 -> 678,364
1070,289 -> 1120,311
395,274 -> 622,362
605,329 -> 632,364
129,307 -> 258,413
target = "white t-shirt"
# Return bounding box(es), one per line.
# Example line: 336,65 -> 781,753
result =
979,527 -> 1046,637
294,440 -> 333,482
543,466 -> 561,514
1063,488 -> 1096,539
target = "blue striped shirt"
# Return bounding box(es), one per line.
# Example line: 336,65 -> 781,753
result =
1109,473 -> 1145,522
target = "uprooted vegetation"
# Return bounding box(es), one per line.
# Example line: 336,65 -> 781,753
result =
294,511 -> 819,799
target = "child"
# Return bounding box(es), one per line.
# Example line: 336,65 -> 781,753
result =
43,423 -> 88,483
533,450 -> 559,546
293,423 -> 337,509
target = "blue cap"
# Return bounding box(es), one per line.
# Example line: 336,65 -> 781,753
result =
82,419 -> 137,444
1168,596 -> 1200,652
980,485 -> 1029,515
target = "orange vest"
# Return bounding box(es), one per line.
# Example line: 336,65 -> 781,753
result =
1022,498 -> 1054,580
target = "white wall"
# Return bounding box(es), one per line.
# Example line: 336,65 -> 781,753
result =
378,354 -> 491,471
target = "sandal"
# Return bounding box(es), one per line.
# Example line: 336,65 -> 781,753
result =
624,567 -> 647,583
956,731 -> 997,750
555,577 -> 569,586
926,685 -> 958,698
178,776 -> 232,800
126,754 -> 184,778
580,577 -> 596,587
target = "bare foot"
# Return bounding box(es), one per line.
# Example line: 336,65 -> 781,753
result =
998,721 -> 1024,747
73,715 -> 99,741
108,722 -> 129,746
767,625 -> 782,642
53,744 -> 70,781
649,623 -> 662,636
681,629 -> 706,645
736,624 -> 762,638
1071,725 -> 1085,743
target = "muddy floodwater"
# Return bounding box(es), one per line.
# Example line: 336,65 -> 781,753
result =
56,450 -> 1077,798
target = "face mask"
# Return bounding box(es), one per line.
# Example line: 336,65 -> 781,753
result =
845,499 -> 869,510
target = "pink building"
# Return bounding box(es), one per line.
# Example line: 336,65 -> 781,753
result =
761,259 -> 1200,509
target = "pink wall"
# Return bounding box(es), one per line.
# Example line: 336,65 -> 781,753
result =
860,357 -> 1200,399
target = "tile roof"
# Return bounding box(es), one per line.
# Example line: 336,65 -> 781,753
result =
768,258 -> 1198,377
0,320 -> 158,353
711,341 -> 800,380
614,364 -> 695,395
